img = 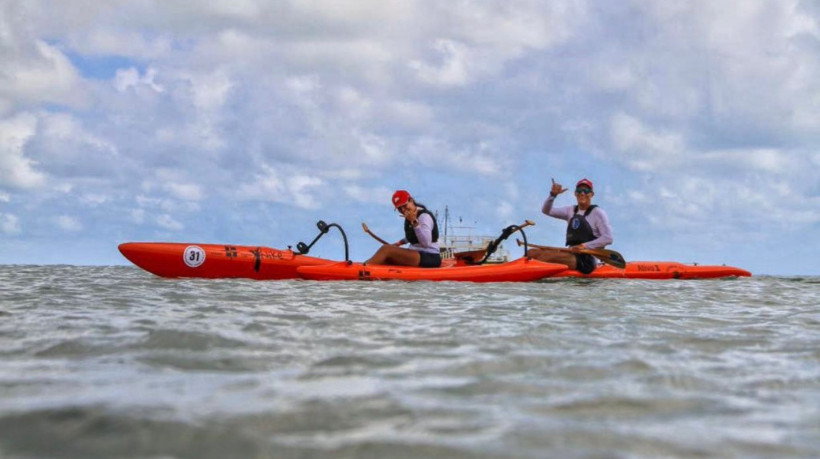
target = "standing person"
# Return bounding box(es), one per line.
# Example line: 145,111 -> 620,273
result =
529,178 -> 613,274
365,190 -> 442,267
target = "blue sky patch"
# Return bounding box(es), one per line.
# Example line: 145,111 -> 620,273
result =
66,52 -> 143,80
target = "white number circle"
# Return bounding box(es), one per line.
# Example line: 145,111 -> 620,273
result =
183,245 -> 206,268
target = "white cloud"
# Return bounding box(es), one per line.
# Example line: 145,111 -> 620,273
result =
343,185 -> 392,204
0,1 -> 86,111
406,137 -> 505,177
141,170 -> 204,202
39,111 -> 119,157
156,214 -> 184,231
114,67 -> 164,93
410,39 -> 472,86
165,183 -> 203,201
135,194 -> 200,214
237,165 -> 324,209
628,0 -> 820,135
130,208 -> 145,224
410,1 -> 586,86
0,40 -> 85,111
0,213 -> 21,235
354,131 -> 392,165
382,100 -> 434,129
320,169 -> 363,180
287,176 -> 324,210
700,149 -> 793,174
157,69 -> 233,152
609,113 -> 685,171
55,215 -> 82,232
0,113 -> 47,189
80,194 -> 109,206
187,70 -> 233,112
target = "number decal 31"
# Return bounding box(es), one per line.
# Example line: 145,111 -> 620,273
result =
183,245 -> 206,268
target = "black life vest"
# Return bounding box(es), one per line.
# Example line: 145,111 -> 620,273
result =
404,207 -> 439,244
566,205 -> 597,246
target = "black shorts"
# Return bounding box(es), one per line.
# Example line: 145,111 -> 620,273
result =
418,251 -> 442,268
575,253 -> 597,274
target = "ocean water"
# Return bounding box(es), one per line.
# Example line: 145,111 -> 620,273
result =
0,265 -> 818,459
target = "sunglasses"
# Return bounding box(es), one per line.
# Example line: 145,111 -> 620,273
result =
575,188 -> 592,195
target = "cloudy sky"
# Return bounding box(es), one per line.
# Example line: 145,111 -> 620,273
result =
1,0 -> 818,275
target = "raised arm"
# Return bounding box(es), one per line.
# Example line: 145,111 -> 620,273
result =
542,178 -> 572,219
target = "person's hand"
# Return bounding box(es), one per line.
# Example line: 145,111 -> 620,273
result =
403,206 -> 418,223
394,239 -> 405,246
569,243 -> 586,253
550,178 -> 568,197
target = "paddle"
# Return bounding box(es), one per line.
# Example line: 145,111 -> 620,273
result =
453,220 -> 535,264
517,239 -> 626,269
451,248 -> 488,263
361,222 -> 391,245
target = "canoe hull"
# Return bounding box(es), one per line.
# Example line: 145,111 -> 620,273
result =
549,262 -> 751,279
296,257 -> 567,282
119,242 -> 332,280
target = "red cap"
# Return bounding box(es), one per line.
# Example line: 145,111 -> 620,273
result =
392,190 -> 411,208
575,178 -> 594,191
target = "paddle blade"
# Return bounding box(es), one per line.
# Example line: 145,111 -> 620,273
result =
453,249 -> 486,265
585,249 -> 626,269
606,251 -> 626,269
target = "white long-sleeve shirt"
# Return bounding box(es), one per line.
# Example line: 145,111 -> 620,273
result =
541,195 -> 613,249
408,212 -> 439,254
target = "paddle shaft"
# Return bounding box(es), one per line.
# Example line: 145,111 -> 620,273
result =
361,222 -> 391,245
517,239 -> 626,269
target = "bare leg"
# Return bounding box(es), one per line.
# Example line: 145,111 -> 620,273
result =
527,248 -> 577,270
366,245 -> 422,266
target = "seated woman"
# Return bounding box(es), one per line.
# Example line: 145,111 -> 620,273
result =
365,190 -> 442,267
529,178 -> 613,274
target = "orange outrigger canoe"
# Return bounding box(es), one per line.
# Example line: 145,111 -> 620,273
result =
119,242 -> 751,281
118,220 -> 750,281
296,257 -> 567,282
118,242 -> 332,280
119,243 -> 751,281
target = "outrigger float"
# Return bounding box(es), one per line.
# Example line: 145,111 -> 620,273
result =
119,220 -> 751,281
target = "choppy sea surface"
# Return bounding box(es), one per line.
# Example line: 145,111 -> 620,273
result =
0,265 -> 818,458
